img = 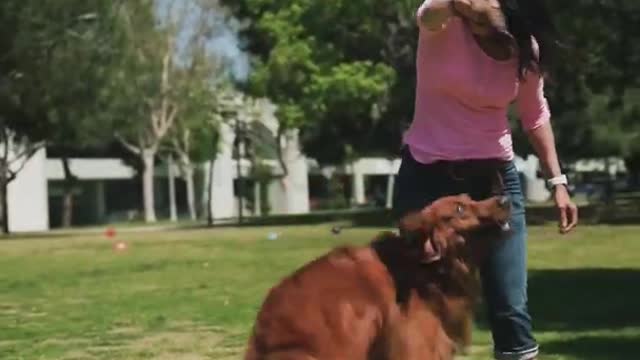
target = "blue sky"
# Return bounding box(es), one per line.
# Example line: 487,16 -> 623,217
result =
156,0 -> 250,82
210,23 -> 250,81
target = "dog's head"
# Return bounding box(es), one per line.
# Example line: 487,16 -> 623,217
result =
399,194 -> 511,264
453,0 -> 516,58
453,0 -> 509,37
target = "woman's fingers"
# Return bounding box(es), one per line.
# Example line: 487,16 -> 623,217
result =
453,0 -> 477,21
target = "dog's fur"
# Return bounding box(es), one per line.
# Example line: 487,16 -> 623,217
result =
244,194 -> 510,360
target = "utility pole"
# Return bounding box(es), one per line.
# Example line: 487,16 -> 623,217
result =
235,116 -> 244,224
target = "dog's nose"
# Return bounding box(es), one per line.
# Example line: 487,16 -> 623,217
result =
498,196 -> 510,209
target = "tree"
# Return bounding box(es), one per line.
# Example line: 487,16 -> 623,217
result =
167,76 -> 222,221
109,0 -> 226,223
41,1 -> 125,227
0,0 -> 122,231
0,128 -> 45,233
110,0 -> 176,223
225,0 -> 640,169
164,9 -> 231,221
220,0 -> 397,165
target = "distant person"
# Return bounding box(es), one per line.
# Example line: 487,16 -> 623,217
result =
393,1 -> 578,359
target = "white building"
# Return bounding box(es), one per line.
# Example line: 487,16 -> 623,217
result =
10,142 -> 598,233
8,148 -> 49,233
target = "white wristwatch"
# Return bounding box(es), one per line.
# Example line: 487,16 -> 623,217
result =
547,174 -> 568,188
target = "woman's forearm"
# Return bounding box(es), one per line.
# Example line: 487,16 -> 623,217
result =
418,0 -> 455,30
526,122 -> 563,179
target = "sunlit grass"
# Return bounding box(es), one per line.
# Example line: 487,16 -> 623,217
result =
1,224 -> 638,359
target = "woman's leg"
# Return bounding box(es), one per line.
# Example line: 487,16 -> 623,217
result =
480,162 -> 539,360
393,150 -> 538,358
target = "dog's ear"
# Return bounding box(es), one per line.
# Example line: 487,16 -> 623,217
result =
399,208 -> 442,263
399,207 -> 435,234
399,212 -> 424,233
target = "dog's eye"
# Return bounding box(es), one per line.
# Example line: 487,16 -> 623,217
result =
456,204 -> 465,215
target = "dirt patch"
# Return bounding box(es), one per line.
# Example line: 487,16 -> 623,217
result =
61,349 -> 99,360
59,322 -> 234,359
0,339 -> 22,348
153,353 -> 210,360
210,334 -> 246,359
40,338 -> 91,347
64,297 -> 89,305
0,303 -> 19,315
126,330 -> 224,353
24,311 -> 48,318
107,326 -> 144,336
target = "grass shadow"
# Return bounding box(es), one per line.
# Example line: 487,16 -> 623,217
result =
474,268 -> 640,359
526,269 -> 640,332
542,334 -> 640,360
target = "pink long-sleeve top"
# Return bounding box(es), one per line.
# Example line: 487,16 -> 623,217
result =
404,1 -> 551,164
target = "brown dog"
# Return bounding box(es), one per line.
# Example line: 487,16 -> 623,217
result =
244,194 -> 511,360
452,0 -> 508,36
452,0 -> 516,60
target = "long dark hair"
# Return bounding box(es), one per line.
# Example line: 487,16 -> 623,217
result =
499,0 -> 561,79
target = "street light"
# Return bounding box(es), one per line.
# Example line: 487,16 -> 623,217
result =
235,115 -> 245,224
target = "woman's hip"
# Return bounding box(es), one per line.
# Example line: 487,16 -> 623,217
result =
393,146 -> 524,217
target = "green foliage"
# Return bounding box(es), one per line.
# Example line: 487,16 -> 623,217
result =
224,0 -> 640,167
102,0 -> 166,146
0,0 -> 123,144
221,0 -> 400,164
2,0 -> 639,174
542,1 -> 640,160
169,52 -> 224,164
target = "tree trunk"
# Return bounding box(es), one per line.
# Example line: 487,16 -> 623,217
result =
207,160 -> 214,226
184,164 -> 197,221
253,180 -> 261,216
625,156 -> 640,188
142,149 -> 157,223
604,157 -> 614,204
167,155 -> 177,222
176,152 -> 197,221
61,157 -> 76,228
0,163 -> 8,234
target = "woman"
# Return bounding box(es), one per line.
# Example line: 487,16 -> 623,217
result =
393,0 -> 578,359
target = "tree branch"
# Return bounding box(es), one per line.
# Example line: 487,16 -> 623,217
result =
0,127 -> 10,166
151,111 -> 161,136
157,104 -> 178,139
6,142 -> 45,184
8,140 -> 45,167
182,128 -> 191,155
115,133 -> 141,155
8,145 -> 42,167
159,33 -> 173,129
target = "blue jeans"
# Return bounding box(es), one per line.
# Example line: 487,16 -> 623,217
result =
393,147 -> 539,360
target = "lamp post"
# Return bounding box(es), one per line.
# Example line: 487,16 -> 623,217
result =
235,115 -> 245,224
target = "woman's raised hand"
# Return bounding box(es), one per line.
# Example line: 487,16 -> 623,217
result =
452,0 -> 507,36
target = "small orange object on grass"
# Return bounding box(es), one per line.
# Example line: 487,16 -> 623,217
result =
105,227 -> 116,238
113,241 -> 128,252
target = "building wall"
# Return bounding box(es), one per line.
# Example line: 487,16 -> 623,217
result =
8,148 -> 49,232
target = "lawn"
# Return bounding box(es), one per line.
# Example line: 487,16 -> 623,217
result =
1,223 -> 639,359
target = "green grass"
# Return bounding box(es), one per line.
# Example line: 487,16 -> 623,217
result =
1,224 -> 639,359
